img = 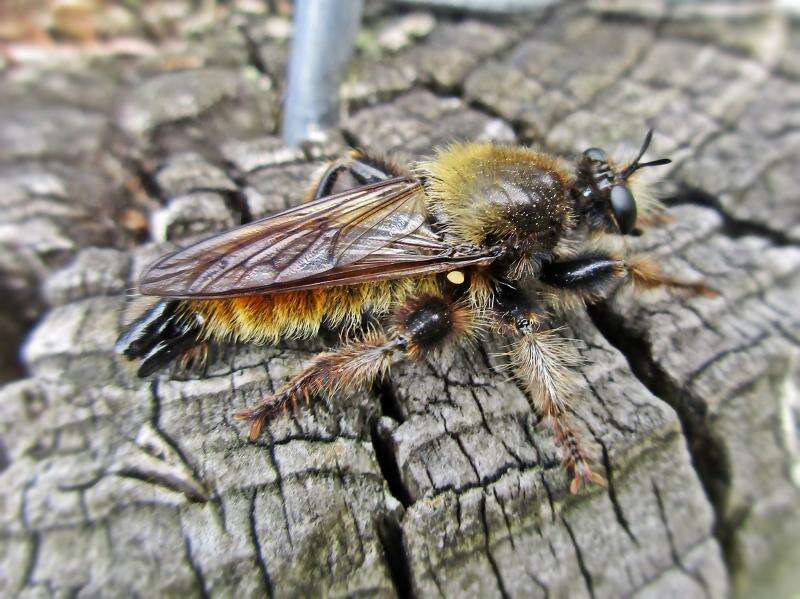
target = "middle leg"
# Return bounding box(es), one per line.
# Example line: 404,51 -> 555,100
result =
494,285 -> 606,493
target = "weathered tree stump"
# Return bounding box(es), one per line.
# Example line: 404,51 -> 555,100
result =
1,2 -> 798,597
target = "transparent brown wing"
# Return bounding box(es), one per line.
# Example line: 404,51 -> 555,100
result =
139,176 -> 497,298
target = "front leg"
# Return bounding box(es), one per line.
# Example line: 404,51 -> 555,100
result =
495,285 -> 605,493
539,250 -> 715,313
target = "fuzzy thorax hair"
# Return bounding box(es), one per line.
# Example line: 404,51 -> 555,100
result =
420,143 -> 575,252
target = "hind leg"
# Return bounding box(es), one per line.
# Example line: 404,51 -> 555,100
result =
308,149 -> 407,201
237,330 -> 404,440
116,299 -> 208,377
237,293 -> 476,440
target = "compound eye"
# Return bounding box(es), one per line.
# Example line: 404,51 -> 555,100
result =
583,147 -> 607,162
610,184 -> 637,234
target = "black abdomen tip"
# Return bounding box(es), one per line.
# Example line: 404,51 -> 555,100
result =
116,299 -> 203,377
115,299 -> 179,357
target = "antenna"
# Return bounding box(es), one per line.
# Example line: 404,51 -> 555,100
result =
621,129 -> 671,179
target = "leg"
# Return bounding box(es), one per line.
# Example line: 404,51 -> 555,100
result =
625,254 -> 716,298
538,252 -> 627,312
238,293 -> 477,440
236,331 -> 404,440
116,299 -> 208,377
509,326 -> 605,493
495,284 -> 605,493
308,149 -> 407,201
538,250 -> 715,313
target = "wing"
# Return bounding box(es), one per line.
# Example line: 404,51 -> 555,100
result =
139,176 -> 498,298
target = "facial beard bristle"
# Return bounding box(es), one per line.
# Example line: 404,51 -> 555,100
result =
627,172 -> 666,220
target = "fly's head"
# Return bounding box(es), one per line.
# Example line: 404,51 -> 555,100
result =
573,130 -> 671,235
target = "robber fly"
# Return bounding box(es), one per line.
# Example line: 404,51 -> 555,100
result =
117,130 -> 712,494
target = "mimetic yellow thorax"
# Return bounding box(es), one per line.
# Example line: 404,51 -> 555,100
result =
420,143 -> 575,253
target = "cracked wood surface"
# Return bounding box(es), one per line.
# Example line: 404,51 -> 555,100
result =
1,2 -> 799,597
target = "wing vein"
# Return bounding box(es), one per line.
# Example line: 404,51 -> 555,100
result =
139,176 -> 498,298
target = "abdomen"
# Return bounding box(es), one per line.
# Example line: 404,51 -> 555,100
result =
186,276 -> 441,345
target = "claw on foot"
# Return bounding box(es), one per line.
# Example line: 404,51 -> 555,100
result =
235,386 -> 299,442
234,406 -> 267,441
248,415 -> 265,441
675,282 -> 718,299
569,461 -> 606,495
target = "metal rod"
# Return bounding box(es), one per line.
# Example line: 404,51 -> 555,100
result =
282,0 -> 364,146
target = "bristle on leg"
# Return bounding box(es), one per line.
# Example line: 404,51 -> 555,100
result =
392,294 -> 479,358
626,255 -> 717,298
508,328 -> 605,493
235,331 -> 403,439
